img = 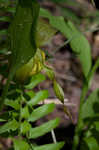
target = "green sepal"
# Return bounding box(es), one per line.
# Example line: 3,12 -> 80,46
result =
53,80 -> 64,104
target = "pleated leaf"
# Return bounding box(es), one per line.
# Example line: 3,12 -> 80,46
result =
81,89 -> 99,120
40,8 -> 92,78
0,0 -> 40,110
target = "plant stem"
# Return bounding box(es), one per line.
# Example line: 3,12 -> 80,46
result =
91,0 -> 95,7
72,58 -> 99,150
53,38 -> 73,54
18,94 -> 22,136
0,66 -> 16,111
72,83 -> 88,150
51,129 -> 57,143
26,137 -> 34,150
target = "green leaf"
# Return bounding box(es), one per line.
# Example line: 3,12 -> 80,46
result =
6,7 -> 16,13
60,7 -> 80,24
25,73 -> 46,89
53,80 -> 64,103
20,121 -> 31,134
94,121 -> 99,132
34,142 -> 64,150
82,137 -> 99,150
81,89 -> 99,120
12,112 -> 19,118
13,139 -> 30,150
0,16 -> 10,22
36,18 -> 56,47
0,119 -> 6,122
0,0 -> 40,110
29,118 -> 60,139
5,99 -> 20,110
28,103 -> 55,122
87,58 -> 99,88
40,8 -> 92,78
0,48 -> 8,54
28,90 -> 49,106
8,0 -> 40,69
51,0 -> 80,7
21,106 -> 30,119
0,119 -> 19,134
26,90 -> 35,98
67,21 -> 92,77
0,30 -> 7,35
0,0 -> 10,8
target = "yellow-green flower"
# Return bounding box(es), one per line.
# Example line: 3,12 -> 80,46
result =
15,18 -> 56,82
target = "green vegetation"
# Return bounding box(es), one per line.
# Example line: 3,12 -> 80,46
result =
0,0 -> 99,150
